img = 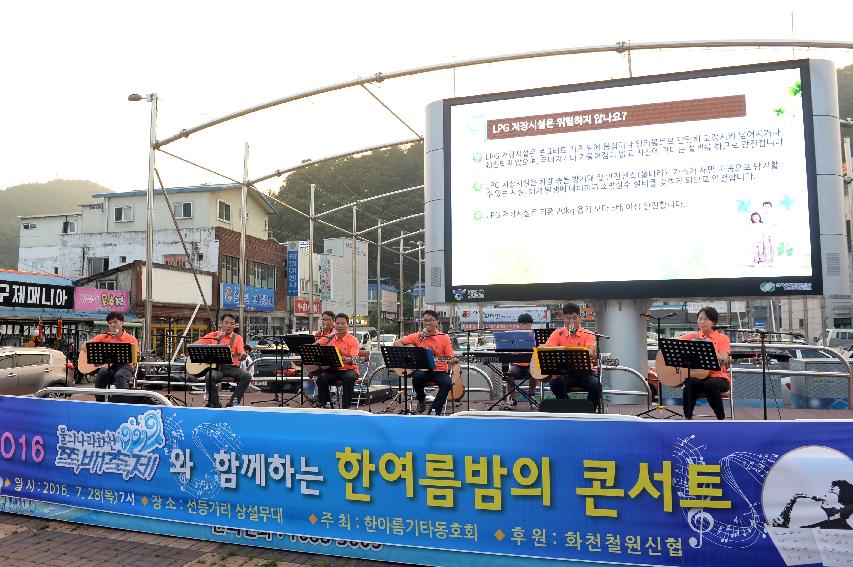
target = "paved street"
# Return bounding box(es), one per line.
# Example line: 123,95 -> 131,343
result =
0,512 -> 403,567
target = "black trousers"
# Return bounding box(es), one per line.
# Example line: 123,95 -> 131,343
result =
412,370 -> 452,414
206,364 -> 252,408
317,369 -> 358,408
94,365 -> 134,403
683,376 -> 730,420
549,373 -> 602,411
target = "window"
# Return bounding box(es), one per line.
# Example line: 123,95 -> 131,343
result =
847,220 -> 852,253
173,202 -> 192,219
250,261 -> 276,289
798,318 -> 804,328
62,220 -> 78,234
834,319 -> 852,330
21,222 -> 36,230
114,206 -> 134,222
217,200 -> 231,223
97,281 -> 117,290
221,255 -> 240,284
15,353 -> 49,367
86,257 -> 109,276
119,256 -> 127,263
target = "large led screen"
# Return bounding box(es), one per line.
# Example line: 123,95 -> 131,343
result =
444,60 -> 821,301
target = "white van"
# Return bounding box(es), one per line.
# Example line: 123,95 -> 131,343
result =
822,329 -> 853,350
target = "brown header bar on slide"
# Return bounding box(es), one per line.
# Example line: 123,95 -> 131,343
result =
485,95 -> 746,140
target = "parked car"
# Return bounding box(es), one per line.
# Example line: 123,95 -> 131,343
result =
251,347 -> 299,393
379,334 -> 398,347
0,347 -> 72,396
354,327 -> 379,351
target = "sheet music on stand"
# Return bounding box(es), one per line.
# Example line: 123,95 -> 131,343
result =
281,334 -> 316,355
298,345 -> 343,369
186,345 -> 233,365
658,338 -> 720,373
86,341 -> 136,365
535,347 -> 592,376
380,346 -> 435,415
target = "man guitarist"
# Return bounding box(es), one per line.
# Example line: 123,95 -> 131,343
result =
544,303 -> 602,411
394,309 -> 457,415
92,311 -> 139,402
315,313 -> 360,409
197,314 -> 252,408
314,311 -> 336,340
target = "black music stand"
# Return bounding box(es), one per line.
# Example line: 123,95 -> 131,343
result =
380,346 -> 432,415
640,338 -> 720,419
536,347 -> 598,411
298,344 -> 343,408
186,345 -> 233,408
281,335 -> 321,406
87,342 -> 136,403
487,350 -> 537,411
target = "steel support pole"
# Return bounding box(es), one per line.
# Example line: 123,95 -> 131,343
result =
239,143 -> 249,334
143,93 -> 158,357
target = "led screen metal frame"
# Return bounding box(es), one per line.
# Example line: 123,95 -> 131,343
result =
443,59 -> 821,301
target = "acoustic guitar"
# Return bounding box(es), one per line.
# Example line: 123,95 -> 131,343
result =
185,358 -> 257,378
391,350 -> 464,402
528,347 -> 618,381
654,336 -> 730,387
77,342 -> 138,376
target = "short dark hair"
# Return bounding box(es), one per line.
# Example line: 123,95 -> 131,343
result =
334,313 -> 350,324
321,310 -> 336,319
422,309 -> 439,320
698,307 -> 719,323
562,303 -> 581,316
518,313 -> 534,324
220,313 -> 237,322
105,311 -> 124,322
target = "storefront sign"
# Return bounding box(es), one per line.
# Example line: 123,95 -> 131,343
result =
0,279 -> 73,309
73,287 -> 130,313
294,299 -> 322,315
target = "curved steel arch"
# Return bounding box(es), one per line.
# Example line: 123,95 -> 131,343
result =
157,39 -> 853,148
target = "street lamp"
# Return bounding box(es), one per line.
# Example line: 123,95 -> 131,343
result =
128,93 -> 158,358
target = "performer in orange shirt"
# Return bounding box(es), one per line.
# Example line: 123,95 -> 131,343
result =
91,311 -> 139,402
394,309 -> 457,415
315,313 -> 361,409
544,303 -> 602,411
504,312 -> 536,409
679,306 -> 731,420
314,311 -> 335,340
197,314 -> 252,408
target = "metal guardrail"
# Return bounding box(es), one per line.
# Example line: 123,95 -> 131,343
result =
728,342 -> 853,401
601,365 -> 653,409
33,387 -> 174,406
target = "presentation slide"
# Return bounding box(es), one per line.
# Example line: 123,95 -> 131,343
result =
446,62 -> 820,300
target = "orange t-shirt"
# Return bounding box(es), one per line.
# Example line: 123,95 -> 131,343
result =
198,331 -> 245,366
90,331 -> 139,367
678,330 -> 731,381
316,332 -> 360,373
400,332 -> 454,372
545,326 -> 596,349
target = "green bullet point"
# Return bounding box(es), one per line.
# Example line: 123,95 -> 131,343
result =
473,211 -> 483,221
473,182 -> 482,191
472,153 -> 483,163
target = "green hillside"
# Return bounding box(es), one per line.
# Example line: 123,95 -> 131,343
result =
0,179 -> 106,270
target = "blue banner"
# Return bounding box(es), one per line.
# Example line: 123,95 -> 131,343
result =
287,248 -> 298,297
0,396 -> 851,566
220,283 -> 274,312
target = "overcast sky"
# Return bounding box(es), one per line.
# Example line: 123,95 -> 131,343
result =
2,0 -> 851,194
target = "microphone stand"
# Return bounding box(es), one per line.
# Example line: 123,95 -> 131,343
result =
730,327 -> 799,420
638,312 -> 680,418
591,331 -> 609,414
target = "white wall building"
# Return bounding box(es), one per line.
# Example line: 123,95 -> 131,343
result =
18,184 -> 273,277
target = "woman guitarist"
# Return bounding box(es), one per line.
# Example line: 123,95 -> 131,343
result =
393,309 -> 458,415
679,307 -> 731,420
